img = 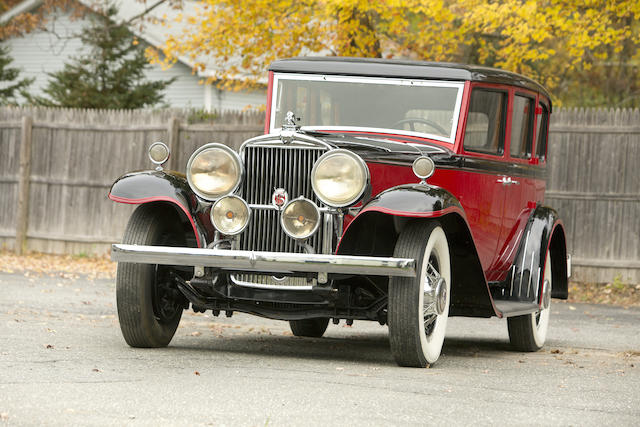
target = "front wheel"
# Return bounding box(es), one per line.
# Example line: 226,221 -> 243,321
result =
116,204 -> 186,348
388,221 -> 451,367
508,249 -> 552,351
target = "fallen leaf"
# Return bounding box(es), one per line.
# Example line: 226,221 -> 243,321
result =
45,344 -> 54,349
92,368 -> 101,372
550,349 -> 562,354
194,371 -> 201,376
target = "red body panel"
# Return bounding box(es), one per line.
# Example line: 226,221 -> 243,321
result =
263,74 -> 551,285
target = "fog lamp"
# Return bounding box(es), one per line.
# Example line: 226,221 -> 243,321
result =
280,197 -> 320,240
211,195 -> 250,235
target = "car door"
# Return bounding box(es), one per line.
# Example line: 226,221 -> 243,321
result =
458,86 -> 509,275
494,92 -> 538,275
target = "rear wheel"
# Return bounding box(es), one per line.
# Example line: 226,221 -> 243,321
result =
116,204 -> 186,348
388,221 -> 451,367
289,318 -> 330,338
508,249 -> 552,351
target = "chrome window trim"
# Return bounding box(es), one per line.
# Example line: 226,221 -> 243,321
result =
270,73 -> 465,144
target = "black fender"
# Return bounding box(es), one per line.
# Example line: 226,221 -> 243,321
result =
491,205 -> 568,316
337,184 -> 496,318
109,170 -> 209,247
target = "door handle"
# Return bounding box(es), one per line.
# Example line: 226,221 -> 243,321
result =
497,176 -> 520,186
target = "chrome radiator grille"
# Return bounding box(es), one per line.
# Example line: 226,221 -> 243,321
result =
239,144 -> 327,254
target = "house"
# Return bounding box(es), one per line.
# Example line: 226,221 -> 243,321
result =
0,0 -> 266,110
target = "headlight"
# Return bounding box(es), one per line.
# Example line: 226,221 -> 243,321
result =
280,197 -> 320,240
311,149 -> 368,207
187,143 -> 242,200
211,195 -> 250,235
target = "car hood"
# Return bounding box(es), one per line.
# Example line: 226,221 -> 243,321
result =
308,132 -> 457,166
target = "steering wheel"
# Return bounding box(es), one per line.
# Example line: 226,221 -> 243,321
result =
392,118 -> 448,135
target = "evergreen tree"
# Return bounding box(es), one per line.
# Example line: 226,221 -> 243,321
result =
0,43 -> 33,105
36,5 -> 175,109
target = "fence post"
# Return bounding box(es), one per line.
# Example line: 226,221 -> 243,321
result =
15,115 -> 33,255
167,116 -> 180,170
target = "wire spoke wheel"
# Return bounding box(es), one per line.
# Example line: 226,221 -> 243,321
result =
508,249 -> 552,351
389,220 -> 451,367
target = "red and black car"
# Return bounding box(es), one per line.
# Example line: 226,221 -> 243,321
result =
110,57 -> 569,367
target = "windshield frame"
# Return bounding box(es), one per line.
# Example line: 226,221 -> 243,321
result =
269,73 -> 465,144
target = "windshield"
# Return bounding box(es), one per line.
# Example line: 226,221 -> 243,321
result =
270,73 -> 464,143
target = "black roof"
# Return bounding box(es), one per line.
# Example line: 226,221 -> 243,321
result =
269,57 -> 551,101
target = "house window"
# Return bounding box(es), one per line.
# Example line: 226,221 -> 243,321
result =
463,89 -> 507,155
510,95 -> 535,159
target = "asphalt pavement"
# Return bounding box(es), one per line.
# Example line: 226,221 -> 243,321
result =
1,271 -> 639,426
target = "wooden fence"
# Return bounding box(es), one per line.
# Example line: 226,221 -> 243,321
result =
0,106 -> 638,283
545,108 -> 640,283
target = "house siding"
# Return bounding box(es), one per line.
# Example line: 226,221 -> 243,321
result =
4,11 -> 265,110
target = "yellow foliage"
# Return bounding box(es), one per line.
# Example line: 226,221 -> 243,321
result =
155,0 -> 638,106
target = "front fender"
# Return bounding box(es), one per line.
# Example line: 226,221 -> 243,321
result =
338,184 -> 496,318
492,206 -> 568,315
109,170 -> 208,248
358,183 -> 466,218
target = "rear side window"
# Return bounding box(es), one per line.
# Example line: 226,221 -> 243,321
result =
463,89 -> 507,155
510,95 -> 535,158
536,102 -> 550,161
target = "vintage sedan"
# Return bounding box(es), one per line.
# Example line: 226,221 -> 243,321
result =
109,57 -> 569,367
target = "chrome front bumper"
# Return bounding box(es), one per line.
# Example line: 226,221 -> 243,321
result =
111,244 -> 416,277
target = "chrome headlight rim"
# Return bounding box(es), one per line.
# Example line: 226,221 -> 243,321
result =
279,196 -> 321,241
210,195 -> 251,236
311,149 -> 370,208
186,143 -> 243,201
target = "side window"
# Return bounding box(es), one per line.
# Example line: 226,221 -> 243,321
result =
536,102 -> 550,161
463,89 -> 507,155
510,95 -> 535,158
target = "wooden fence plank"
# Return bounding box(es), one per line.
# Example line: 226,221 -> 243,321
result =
15,116 -> 33,255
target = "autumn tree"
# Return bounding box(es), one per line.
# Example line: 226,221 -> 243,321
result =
35,5 -> 175,109
150,0 -> 639,107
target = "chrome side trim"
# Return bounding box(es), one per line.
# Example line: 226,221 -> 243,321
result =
111,244 -> 416,277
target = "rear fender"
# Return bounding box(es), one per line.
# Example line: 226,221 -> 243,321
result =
492,206 -> 568,315
109,170 -> 208,248
337,184 -> 497,317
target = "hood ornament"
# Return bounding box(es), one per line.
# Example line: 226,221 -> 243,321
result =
280,111 -> 300,144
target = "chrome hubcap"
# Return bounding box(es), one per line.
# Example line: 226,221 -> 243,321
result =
423,258 -> 446,334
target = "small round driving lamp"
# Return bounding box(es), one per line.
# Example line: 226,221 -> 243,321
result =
311,149 -> 369,207
211,195 -> 250,235
148,142 -> 170,167
412,156 -> 435,181
187,143 -> 242,200
280,197 -> 321,240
